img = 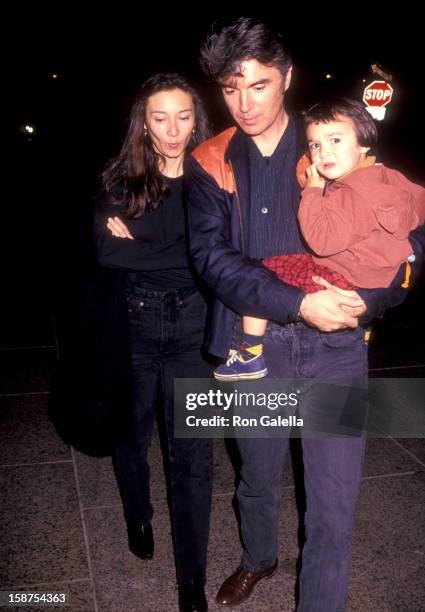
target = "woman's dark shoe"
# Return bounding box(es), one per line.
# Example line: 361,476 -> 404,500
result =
126,521 -> 154,560
178,579 -> 208,611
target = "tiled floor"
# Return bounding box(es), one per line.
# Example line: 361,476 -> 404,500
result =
1,289 -> 425,611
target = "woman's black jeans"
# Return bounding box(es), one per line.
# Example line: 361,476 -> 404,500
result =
113,283 -> 213,585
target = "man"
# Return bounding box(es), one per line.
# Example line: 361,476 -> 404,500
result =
184,18 -> 424,611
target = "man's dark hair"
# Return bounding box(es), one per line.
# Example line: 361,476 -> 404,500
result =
200,17 -> 292,81
303,98 -> 378,147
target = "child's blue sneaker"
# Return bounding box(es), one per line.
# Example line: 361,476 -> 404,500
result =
214,350 -> 268,381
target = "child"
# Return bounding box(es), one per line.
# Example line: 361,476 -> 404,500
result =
214,97 -> 425,381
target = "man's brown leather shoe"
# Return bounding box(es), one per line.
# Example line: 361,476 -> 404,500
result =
215,560 -> 278,606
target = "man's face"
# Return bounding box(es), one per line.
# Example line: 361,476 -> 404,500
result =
219,58 -> 291,138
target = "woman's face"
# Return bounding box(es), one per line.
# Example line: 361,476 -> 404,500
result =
145,88 -> 195,161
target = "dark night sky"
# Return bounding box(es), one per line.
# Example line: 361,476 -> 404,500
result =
8,13 -> 424,286
12,13 -> 423,172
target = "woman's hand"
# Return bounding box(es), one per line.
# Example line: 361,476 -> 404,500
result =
305,163 -> 326,190
107,217 -> 134,240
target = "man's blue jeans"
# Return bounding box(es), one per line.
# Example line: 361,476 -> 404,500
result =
236,321 -> 368,612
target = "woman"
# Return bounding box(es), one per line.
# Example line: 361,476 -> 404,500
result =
93,73 -> 213,612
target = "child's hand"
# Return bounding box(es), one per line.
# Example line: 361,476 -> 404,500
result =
305,164 -> 326,189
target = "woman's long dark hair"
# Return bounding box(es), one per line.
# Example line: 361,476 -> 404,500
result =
102,73 -> 211,217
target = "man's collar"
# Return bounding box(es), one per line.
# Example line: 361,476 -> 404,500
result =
224,128 -> 247,163
225,113 -> 304,163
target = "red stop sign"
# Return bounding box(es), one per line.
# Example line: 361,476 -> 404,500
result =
363,80 -> 393,107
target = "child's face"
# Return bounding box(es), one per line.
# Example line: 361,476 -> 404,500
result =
306,116 -> 370,180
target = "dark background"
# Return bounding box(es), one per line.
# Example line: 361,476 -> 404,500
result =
6,13 -> 425,356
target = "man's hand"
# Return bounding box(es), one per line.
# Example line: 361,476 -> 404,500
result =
299,277 -> 366,331
304,163 -> 326,190
107,217 -> 134,239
